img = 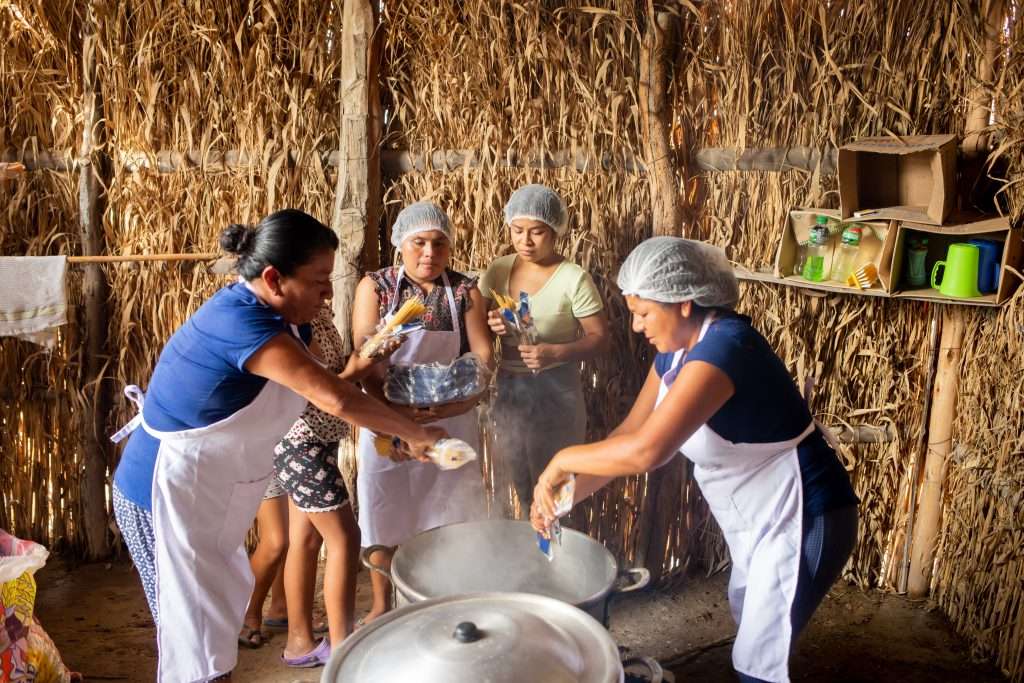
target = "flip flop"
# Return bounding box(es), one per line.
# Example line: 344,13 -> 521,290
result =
237,627 -> 264,649
263,617 -> 329,635
281,638 -> 330,668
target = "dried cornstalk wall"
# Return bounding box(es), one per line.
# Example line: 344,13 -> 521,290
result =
2,0 -> 1024,679
1,0 -> 345,549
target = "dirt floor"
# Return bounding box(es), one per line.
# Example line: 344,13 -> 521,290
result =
34,557 -> 1007,682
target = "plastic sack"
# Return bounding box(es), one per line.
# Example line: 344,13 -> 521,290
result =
384,352 -> 491,407
0,529 -> 74,683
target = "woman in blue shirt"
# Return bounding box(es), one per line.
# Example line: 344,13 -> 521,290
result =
111,209 -> 441,682
532,236 -> 859,683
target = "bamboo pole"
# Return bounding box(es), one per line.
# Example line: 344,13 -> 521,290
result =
907,0 -> 1002,599
364,0 -> 384,271
897,311 -> 941,593
77,2 -> 112,560
66,253 -> 218,264
5,146 -> 862,175
962,0 -> 1004,159
330,0 -> 377,355
907,307 -> 965,598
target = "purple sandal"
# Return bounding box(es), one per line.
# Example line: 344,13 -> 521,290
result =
281,639 -> 330,668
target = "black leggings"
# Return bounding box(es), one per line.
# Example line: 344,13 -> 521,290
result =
736,505 -> 859,683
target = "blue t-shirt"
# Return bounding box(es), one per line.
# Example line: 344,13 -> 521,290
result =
113,283 -> 312,510
654,314 -> 858,515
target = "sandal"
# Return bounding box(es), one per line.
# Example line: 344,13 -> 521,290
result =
281,638 -> 330,668
237,627 -> 264,649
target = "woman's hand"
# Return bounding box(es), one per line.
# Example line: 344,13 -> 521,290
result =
517,343 -> 560,371
487,309 -> 509,336
533,459 -> 572,521
530,500 -> 551,537
400,425 -> 448,463
367,335 -> 406,361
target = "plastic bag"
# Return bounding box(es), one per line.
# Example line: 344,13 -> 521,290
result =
384,352 -> 491,407
537,476 -> 576,562
373,435 -> 479,471
0,529 -> 74,682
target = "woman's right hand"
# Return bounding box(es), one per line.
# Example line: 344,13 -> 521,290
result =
487,309 -> 509,336
404,425 -> 448,463
530,500 -> 551,537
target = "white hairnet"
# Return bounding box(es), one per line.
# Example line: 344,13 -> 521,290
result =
391,201 -> 452,247
503,184 -> 569,235
617,236 -> 739,308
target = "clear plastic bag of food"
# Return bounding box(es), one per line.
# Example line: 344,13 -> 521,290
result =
373,434 -> 478,471
384,352 -> 491,407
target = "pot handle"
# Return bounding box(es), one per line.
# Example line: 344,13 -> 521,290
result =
621,656 -> 665,683
615,567 -> 651,594
360,544 -> 394,581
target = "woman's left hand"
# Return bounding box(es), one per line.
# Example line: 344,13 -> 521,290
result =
533,459 -> 571,521
517,343 -> 560,371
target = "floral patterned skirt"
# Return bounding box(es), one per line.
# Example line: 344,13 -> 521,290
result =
273,425 -> 350,513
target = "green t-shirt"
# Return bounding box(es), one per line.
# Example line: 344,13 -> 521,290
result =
479,254 -> 604,373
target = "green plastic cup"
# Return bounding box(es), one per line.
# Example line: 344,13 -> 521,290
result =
930,243 -> 982,298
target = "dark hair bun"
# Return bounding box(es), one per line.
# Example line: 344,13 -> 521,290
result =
220,223 -> 255,255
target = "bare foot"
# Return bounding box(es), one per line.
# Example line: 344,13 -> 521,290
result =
359,607 -> 389,627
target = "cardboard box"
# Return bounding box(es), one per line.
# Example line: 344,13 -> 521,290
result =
839,134 -> 957,225
883,212 -> 1023,306
774,208 -> 893,296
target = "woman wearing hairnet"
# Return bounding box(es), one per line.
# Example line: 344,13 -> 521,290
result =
531,237 -> 859,683
479,185 -> 609,517
351,201 -> 493,623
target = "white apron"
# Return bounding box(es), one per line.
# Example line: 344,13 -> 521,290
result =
113,337 -> 307,682
356,268 -> 485,547
657,315 -> 811,683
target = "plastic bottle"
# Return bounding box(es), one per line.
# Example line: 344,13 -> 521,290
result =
906,236 -> 929,287
793,239 -> 810,277
802,217 -> 831,282
830,224 -> 863,284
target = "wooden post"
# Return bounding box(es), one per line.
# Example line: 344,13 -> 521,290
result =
638,4 -> 682,238
78,2 -> 112,560
907,308 -> 965,598
331,0 -> 381,353
634,2 -> 683,576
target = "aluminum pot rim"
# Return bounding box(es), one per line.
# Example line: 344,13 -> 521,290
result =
389,519 -> 620,607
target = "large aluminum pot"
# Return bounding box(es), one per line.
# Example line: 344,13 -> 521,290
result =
361,519 -> 649,626
320,592 -> 663,683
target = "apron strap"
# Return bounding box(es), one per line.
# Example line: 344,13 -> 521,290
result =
440,270 -> 461,341
110,384 -> 146,443
663,312 -> 716,386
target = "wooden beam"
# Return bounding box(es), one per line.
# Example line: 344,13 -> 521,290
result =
77,2 -> 112,560
330,0 -> 377,355
907,307 -> 965,598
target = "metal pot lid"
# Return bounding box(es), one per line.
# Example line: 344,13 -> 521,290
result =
322,592 -> 623,683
